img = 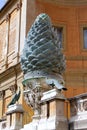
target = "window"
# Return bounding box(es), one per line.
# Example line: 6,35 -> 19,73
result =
83,28 -> 87,49
52,26 -> 63,48
80,25 -> 87,50
52,24 -> 66,50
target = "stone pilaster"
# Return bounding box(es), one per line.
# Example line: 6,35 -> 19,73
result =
20,0 -> 27,53
0,91 -> 5,119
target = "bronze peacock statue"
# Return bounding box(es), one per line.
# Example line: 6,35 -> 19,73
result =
7,86 -> 21,107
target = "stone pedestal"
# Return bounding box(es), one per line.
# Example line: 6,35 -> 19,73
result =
6,104 -> 24,130
38,88 -> 68,130
21,89 -> 68,130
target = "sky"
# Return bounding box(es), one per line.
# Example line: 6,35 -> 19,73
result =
0,0 -> 6,10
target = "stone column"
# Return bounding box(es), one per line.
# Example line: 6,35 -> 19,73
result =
0,91 -> 5,118
6,104 -> 24,130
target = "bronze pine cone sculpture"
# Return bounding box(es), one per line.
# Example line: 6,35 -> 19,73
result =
20,13 -> 66,78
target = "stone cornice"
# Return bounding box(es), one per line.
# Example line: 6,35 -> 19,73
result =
64,69 -> 87,76
38,0 -> 87,6
68,92 -> 87,101
66,56 -> 87,60
0,0 -> 21,22
0,62 -> 22,82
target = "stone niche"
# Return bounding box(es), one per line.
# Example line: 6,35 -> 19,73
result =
69,93 -> 87,130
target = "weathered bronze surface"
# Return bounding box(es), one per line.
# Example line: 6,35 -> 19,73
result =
20,13 -> 66,77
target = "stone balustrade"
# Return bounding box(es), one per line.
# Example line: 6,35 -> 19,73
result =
69,93 -> 87,130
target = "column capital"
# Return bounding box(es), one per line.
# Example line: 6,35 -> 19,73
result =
0,90 -> 5,99
9,84 -> 17,94
16,2 -> 22,11
6,14 -> 10,22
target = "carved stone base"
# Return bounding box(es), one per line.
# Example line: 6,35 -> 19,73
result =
21,89 -> 68,130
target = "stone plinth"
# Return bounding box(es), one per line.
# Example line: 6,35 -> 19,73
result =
21,89 -> 68,130
6,104 -> 24,130
38,89 -> 68,130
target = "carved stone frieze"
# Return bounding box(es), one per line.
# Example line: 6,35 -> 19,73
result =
70,96 -> 87,119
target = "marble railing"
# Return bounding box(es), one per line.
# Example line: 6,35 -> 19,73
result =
69,93 -> 87,117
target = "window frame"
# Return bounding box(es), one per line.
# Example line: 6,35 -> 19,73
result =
52,23 -> 66,51
80,24 -> 87,51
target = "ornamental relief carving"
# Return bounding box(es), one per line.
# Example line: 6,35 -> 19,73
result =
78,102 -> 84,112
70,101 -> 77,116
83,101 -> 87,111
77,100 -> 87,112
70,98 -> 87,117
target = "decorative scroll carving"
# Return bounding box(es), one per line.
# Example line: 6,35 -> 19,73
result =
24,81 -> 43,115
